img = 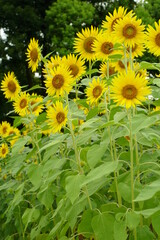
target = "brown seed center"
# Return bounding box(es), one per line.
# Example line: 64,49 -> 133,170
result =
101,42 -> 113,54
31,100 -> 38,112
56,112 -> 65,124
123,24 -> 137,39
83,37 -> 96,53
122,84 -> 137,99
2,148 -> 6,155
30,48 -> 38,62
52,74 -> 64,89
20,99 -> 27,109
155,33 -> 160,47
118,60 -> 129,69
2,127 -> 7,134
127,44 -> 138,52
93,86 -> 102,98
69,64 -> 79,77
111,18 -> 121,31
8,81 -> 16,93
109,66 -> 116,75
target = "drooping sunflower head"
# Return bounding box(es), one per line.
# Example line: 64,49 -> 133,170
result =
114,15 -> 145,47
0,121 -> 11,138
92,32 -> 117,61
73,25 -> 99,61
110,70 -> 151,109
1,72 -> 21,100
13,92 -> 30,116
62,54 -> 86,81
125,43 -> 146,58
43,55 -> 63,78
26,38 -> 41,72
44,65 -> 74,97
46,101 -> 68,133
99,62 -> 117,79
28,93 -> 43,116
112,59 -> 130,74
145,20 -> 160,57
86,77 -> 107,105
102,6 -> 133,34
8,126 -> 21,146
0,143 -> 9,158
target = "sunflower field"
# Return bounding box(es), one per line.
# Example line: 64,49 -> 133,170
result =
1,6 -> 160,240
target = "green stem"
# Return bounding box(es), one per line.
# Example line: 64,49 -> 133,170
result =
89,59 -> 92,79
123,44 -> 128,73
134,135 -> 140,183
129,46 -> 133,71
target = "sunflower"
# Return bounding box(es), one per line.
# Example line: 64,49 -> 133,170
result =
112,59 -> 130,74
13,92 -> 30,116
73,25 -> 99,61
86,77 -> 107,105
0,121 -> 11,138
125,43 -> 145,58
8,126 -> 20,146
102,6 -> 132,34
0,143 -> 9,158
110,70 -> 151,109
62,54 -> 86,81
92,32 -> 117,61
113,15 -> 145,47
28,93 -> 43,116
134,62 -> 148,78
145,20 -> 160,56
43,55 -> 63,78
46,101 -> 68,133
26,38 -> 41,72
44,65 -> 74,97
99,62 -> 117,79
1,72 -> 21,100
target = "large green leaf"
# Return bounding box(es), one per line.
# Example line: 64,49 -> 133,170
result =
22,208 -> 40,231
114,220 -> 127,240
87,143 -> 107,168
27,164 -> 43,187
37,185 -> 54,209
152,211 -> 160,236
78,209 -> 94,238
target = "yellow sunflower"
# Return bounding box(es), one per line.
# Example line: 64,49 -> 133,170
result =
110,70 -> 151,109
113,15 -> 145,47
0,121 -> 11,138
46,101 -> 68,133
134,62 -> 148,78
13,92 -> 30,116
99,62 -> 117,79
44,65 -> 74,97
28,93 -> 43,116
26,38 -> 41,72
43,55 -> 63,78
62,54 -> 86,81
92,32 -> 117,61
112,59 -> 130,74
102,6 -> 132,34
0,143 -> 9,158
8,126 -> 20,146
145,20 -> 160,56
125,43 -> 146,58
73,25 -> 99,61
86,77 -> 107,105
1,72 -> 21,100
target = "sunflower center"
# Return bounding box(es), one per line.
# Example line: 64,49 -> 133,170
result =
8,81 -> 16,93
127,44 -> 138,52
123,24 -> 137,39
118,60 -> 129,69
9,130 -> 14,135
101,42 -> 113,54
109,66 -> 116,75
30,48 -> 38,62
2,127 -> 7,134
111,18 -> 120,31
20,99 -> 27,109
56,112 -> 65,124
122,84 -> 137,99
93,86 -> 102,98
83,37 -> 96,53
2,148 -> 6,155
69,64 -> 79,77
31,101 -> 38,112
52,74 -> 64,89
155,33 -> 160,47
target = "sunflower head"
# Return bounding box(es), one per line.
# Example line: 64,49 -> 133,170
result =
110,70 -> 151,109
26,38 -> 41,72
44,65 -> 74,97
1,72 -> 21,100
13,92 -> 30,116
43,55 -> 63,78
28,93 -> 43,116
86,77 -> 107,105
73,25 -> 99,61
0,143 -> 9,158
0,121 -> 11,138
46,101 -> 68,133
99,62 -> 117,79
8,126 -> 21,146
